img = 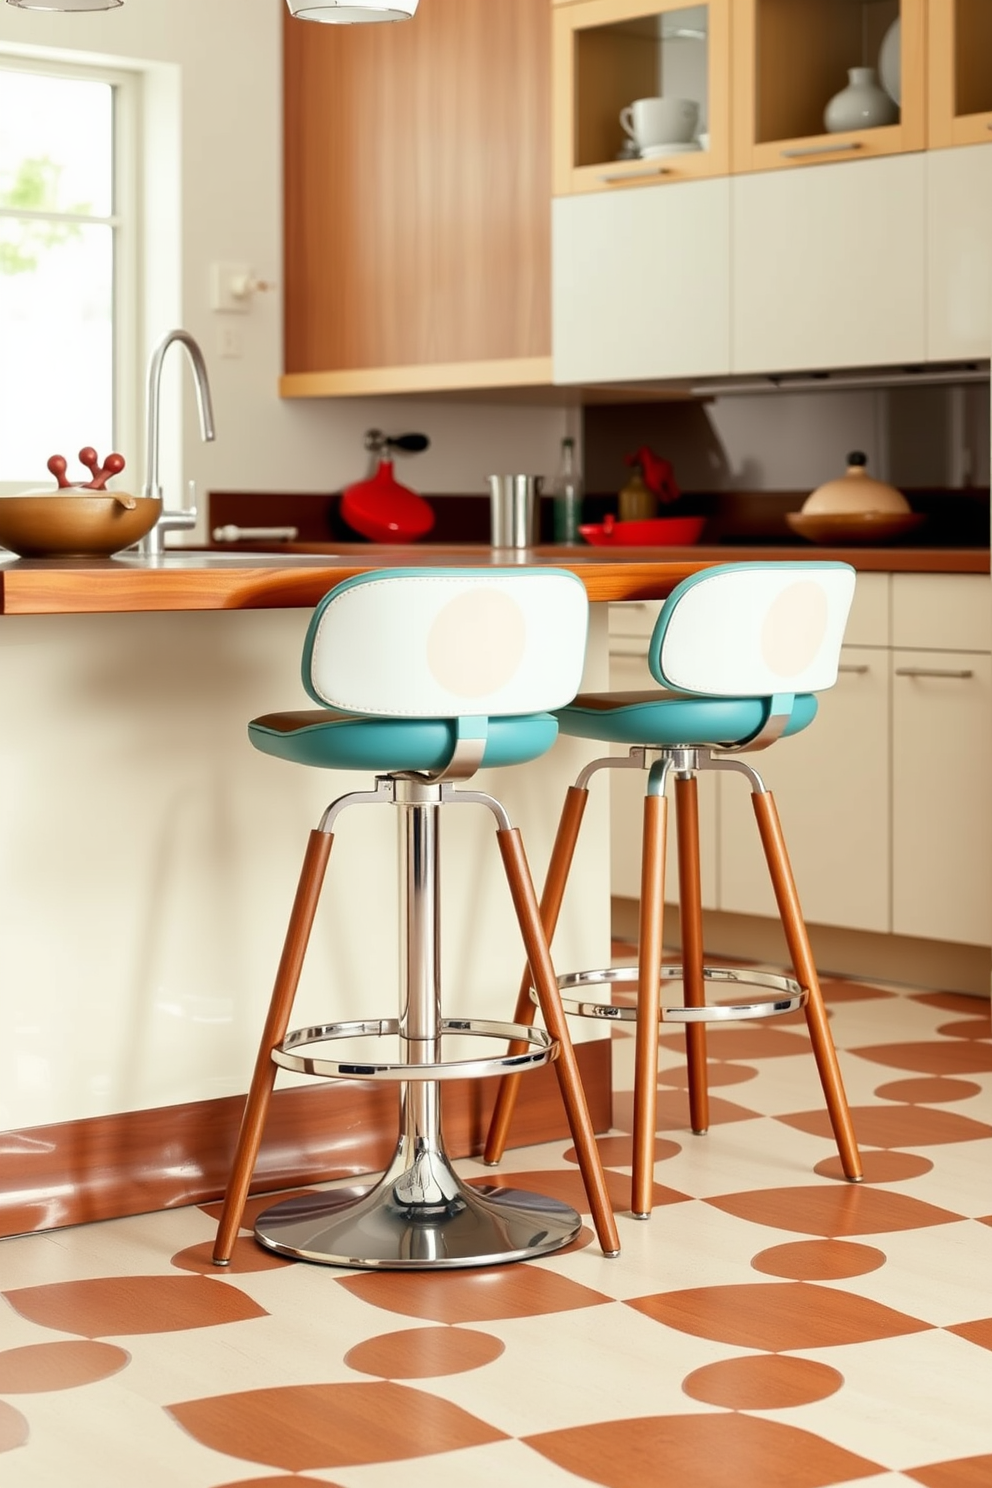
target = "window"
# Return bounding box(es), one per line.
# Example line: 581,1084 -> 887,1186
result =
0,56 -> 137,491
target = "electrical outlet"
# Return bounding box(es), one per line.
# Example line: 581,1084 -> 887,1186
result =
218,325 -> 243,358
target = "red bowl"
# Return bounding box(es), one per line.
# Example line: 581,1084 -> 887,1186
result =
579,515 -> 706,547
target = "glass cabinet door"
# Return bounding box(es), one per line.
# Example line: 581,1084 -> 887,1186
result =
552,0 -> 730,195
731,0 -> 925,173
928,0 -> 992,147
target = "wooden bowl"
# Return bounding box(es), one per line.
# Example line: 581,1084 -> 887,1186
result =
0,493 -> 162,557
786,510 -> 926,546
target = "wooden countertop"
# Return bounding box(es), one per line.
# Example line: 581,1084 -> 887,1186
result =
0,543 -> 986,616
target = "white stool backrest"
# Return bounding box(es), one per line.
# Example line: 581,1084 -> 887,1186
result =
303,567 -> 590,718
648,562 -> 856,698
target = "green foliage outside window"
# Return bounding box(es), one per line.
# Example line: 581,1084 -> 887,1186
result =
0,156 -> 89,274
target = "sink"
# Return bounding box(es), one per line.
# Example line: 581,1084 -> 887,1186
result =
115,550 -> 344,567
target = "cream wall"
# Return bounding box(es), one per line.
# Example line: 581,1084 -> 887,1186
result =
0,0 -> 572,514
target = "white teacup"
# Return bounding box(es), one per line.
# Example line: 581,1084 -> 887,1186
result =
620,96 -> 700,149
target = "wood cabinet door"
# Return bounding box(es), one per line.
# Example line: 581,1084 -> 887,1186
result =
281,0 -> 551,393
928,0 -> 992,147
892,648 -> 992,946
927,144 -> 992,363
552,0 -> 731,196
718,647 -> 891,933
552,177 -> 731,383
730,153 -> 926,373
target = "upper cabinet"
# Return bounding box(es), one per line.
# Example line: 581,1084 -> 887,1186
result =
281,0 -> 552,398
928,0 -> 992,147
731,0 -> 925,174
551,0 -> 730,195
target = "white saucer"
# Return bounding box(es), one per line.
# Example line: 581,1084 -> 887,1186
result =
639,141 -> 702,158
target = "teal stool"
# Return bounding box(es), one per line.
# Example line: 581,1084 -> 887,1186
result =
212,568 -> 620,1268
486,561 -> 864,1216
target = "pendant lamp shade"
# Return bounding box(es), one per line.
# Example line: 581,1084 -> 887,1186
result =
6,0 -> 122,9
286,0 -> 418,20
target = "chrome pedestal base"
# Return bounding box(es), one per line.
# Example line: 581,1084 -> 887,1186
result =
254,1143 -> 580,1269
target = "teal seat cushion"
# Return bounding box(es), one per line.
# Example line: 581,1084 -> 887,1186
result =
556,690 -> 818,748
249,708 -> 559,773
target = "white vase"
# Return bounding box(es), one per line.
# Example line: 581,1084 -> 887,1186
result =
824,67 -> 899,133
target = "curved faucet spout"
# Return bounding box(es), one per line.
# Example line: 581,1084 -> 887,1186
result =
138,329 -> 216,559
142,329 -> 216,504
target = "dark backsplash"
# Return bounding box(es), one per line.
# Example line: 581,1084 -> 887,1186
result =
208,487 -> 990,549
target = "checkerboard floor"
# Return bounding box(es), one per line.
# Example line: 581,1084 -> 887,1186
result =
2,955 -> 990,1487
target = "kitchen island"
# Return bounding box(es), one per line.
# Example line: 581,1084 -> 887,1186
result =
0,544 -> 986,1238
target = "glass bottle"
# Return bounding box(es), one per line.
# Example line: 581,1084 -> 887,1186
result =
551,436 -> 583,545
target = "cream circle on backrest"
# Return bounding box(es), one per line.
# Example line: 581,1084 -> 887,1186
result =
427,587 -> 527,698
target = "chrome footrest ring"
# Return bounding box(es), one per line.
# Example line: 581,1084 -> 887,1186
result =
271,1016 -> 555,1081
547,964 -> 807,1024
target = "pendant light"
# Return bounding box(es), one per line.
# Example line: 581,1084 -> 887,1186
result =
286,0 -> 418,21
6,0 -> 122,8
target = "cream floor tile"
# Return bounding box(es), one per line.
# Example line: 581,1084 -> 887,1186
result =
775,1330 -> 992,1470
646,1117 -> 845,1198
412,1305 -> 732,1436
4,1378 -> 248,1488
107,1302 -> 386,1404
883,1139 -> 992,1220
831,1217 -> 992,1326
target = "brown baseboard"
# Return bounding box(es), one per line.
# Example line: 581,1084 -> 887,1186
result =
0,1039 -> 612,1240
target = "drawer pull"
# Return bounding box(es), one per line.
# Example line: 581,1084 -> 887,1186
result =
780,141 -> 865,160
599,165 -> 671,184
837,663 -> 870,674
895,666 -> 974,680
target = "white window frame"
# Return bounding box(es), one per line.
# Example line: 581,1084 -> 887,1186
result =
0,51 -> 141,493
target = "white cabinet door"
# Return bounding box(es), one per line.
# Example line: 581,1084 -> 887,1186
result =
608,646 -> 719,909
552,178 -> 731,384
731,154 -> 927,373
927,144 -> 992,363
718,646 -> 891,932
892,648 -> 992,946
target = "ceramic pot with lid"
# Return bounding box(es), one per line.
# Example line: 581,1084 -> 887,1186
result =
801,452 -> 909,515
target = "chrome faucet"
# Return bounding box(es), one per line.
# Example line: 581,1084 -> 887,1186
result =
140,329 -> 216,557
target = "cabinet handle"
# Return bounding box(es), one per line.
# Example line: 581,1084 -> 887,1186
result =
598,166 -> 671,184
780,141 -> 865,160
894,666 -> 974,679
837,663 -> 870,674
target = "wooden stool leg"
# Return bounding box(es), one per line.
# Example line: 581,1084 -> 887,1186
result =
484,785 -> 589,1165
632,790 -> 667,1217
751,791 -> 863,1181
675,775 -> 710,1135
497,826 -> 621,1257
212,828 -> 335,1264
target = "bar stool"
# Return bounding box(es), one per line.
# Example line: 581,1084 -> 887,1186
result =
212,566 -> 620,1269
485,561 -> 864,1217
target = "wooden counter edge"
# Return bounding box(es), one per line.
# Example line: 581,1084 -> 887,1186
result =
1,546 -> 987,615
